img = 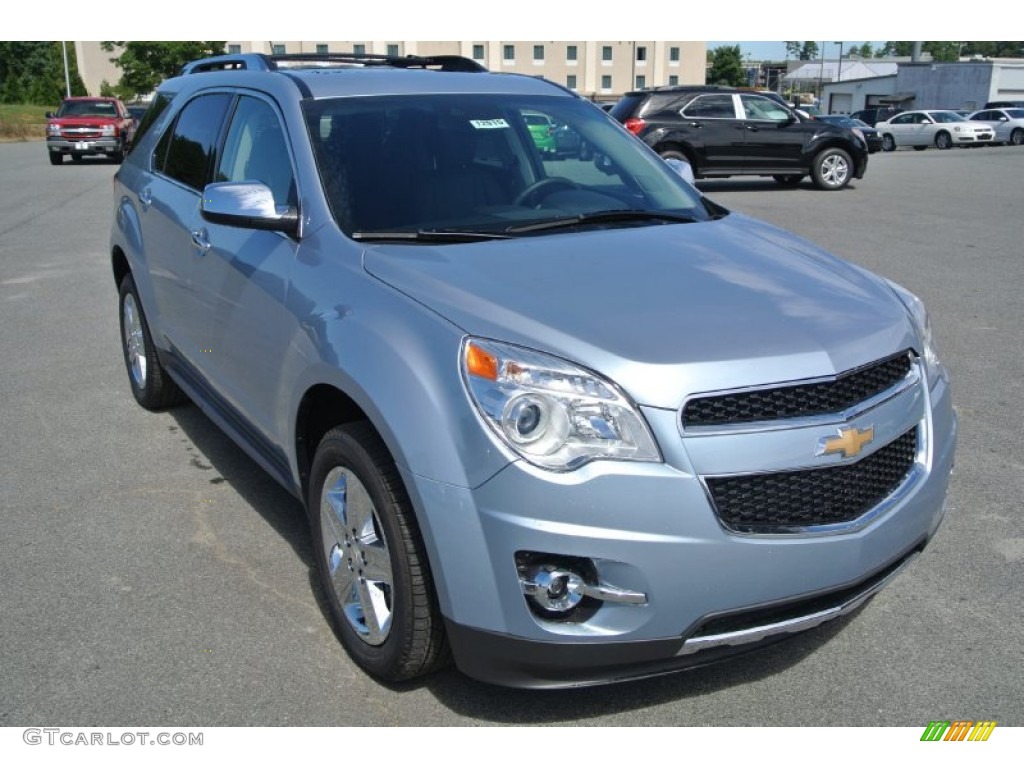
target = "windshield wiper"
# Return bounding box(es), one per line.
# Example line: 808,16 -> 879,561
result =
352,229 -> 511,243
504,209 -> 699,235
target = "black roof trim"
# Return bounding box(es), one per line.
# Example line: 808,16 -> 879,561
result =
181,52 -> 487,76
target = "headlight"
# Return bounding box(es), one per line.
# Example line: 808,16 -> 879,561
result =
461,338 -> 661,471
47,124 -> 61,136
886,279 -> 943,385
100,124 -> 116,136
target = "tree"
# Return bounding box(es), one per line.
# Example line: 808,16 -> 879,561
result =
961,42 -> 1024,58
101,41 -> 225,99
854,43 -> 873,58
784,41 -> 802,60
0,42 -> 87,104
708,45 -> 747,87
799,41 -> 819,61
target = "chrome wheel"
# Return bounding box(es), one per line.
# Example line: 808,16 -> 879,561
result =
819,153 -> 849,187
122,292 -> 147,388
935,131 -> 952,150
320,467 -> 394,646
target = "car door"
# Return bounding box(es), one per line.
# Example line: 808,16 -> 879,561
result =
191,94 -> 301,449
139,92 -> 233,366
886,113 -> 922,146
971,110 -> 1008,141
737,93 -> 805,172
678,93 -> 746,172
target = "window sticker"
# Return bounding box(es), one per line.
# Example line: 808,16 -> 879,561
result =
469,118 -> 510,129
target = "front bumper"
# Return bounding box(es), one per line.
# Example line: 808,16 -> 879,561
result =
47,137 -> 121,155
406,361 -> 956,688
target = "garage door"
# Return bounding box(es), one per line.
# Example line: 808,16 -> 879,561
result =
829,93 -> 853,114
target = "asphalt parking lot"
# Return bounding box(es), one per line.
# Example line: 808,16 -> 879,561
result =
0,140 -> 1020,726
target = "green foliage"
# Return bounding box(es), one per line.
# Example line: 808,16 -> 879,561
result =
799,42 -> 819,61
875,42 -> 1023,60
708,45 -> 747,87
101,41 -> 226,98
854,43 -> 873,58
784,41 -> 802,60
961,42 -> 1024,57
0,42 -> 87,105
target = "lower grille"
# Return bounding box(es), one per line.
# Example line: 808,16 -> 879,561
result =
706,427 -> 918,532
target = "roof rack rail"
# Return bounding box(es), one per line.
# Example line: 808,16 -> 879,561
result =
180,52 -> 487,76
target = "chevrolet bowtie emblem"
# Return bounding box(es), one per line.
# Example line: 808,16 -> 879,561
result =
816,426 -> 875,458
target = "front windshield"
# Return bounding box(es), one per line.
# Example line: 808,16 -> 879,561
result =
930,111 -> 967,123
57,100 -> 118,118
304,93 -> 709,237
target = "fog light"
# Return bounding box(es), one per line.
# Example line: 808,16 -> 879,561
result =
521,564 -> 586,613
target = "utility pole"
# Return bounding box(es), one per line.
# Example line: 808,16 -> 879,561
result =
61,41 -> 71,98
835,41 -> 844,82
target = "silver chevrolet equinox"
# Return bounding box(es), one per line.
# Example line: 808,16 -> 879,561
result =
111,53 -> 957,688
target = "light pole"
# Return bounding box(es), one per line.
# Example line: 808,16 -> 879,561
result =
835,41 -> 844,82
61,41 -> 71,98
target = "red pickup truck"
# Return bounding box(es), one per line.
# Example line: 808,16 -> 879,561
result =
46,97 -> 136,165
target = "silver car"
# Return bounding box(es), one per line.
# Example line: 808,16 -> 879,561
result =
876,109 -> 995,150
968,107 -> 1024,146
110,52 -> 957,688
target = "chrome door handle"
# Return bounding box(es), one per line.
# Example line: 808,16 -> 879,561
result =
190,228 -> 211,254
138,188 -> 152,208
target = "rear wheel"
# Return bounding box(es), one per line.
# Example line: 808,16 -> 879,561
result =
48,152 -> 63,165
810,147 -> 853,190
310,422 -> 448,682
1010,128 -> 1024,146
935,131 -> 952,150
118,274 -> 187,410
881,134 -> 896,152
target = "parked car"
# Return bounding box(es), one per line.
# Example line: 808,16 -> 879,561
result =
984,100 -> 1024,109
522,110 -> 558,155
968,107 -> 1024,145
45,96 -> 135,165
849,106 -> 901,127
111,52 -> 956,689
819,114 -> 883,153
125,102 -> 150,129
610,85 -> 868,190
876,110 -> 996,151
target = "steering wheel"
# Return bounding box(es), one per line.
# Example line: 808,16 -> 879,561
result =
514,177 -> 580,207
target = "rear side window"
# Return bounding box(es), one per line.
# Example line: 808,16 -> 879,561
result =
154,93 -> 232,190
683,94 -> 736,119
132,92 -> 174,148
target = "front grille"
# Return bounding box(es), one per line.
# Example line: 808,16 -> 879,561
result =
683,352 -> 912,428
706,427 -> 918,531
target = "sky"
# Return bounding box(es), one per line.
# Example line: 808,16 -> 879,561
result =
708,42 -> 887,62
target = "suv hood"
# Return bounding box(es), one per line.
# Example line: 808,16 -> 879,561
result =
363,214 -> 917,407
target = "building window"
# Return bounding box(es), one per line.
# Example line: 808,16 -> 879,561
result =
353,44 -> 366,55
533,45 -> 544,63
567,74 -> 577,90
601,74 -> 612,91
316,44 -> 328,54
636,75 -> 646,89
566,45 -> 578,63
227,44 -> 241,55
670,46 -> 680,63
668,75 -> 679,86
636,46 -> 647,63
386,44 -> 400,57
473,44 -> 484,60
602,46 -> 613,62
272,44 -> 286,55
503,44 -> 515,62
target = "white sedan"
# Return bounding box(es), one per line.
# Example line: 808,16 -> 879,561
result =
968,107 -> 1024,146
876,110 -> 995,151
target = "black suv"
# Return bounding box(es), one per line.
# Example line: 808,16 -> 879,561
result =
849,106 -> 901,127
612,85 -> 868,190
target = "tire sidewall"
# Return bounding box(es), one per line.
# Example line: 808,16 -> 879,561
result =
308,428 -> 418,678
118,276 -> 156,407
812,147 -> 852,190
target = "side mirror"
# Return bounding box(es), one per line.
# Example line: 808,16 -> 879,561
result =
45,112 -> 54,119
201,181 -> 299,235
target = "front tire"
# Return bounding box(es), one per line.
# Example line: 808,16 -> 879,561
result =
118,274 -> 187,410
810,147 -> 853,190
881,134 -> 896,152
1010,128 -> 1023,146
49,152 -> 63,165
310,422 -> 448,682
935,131 -> 952,150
